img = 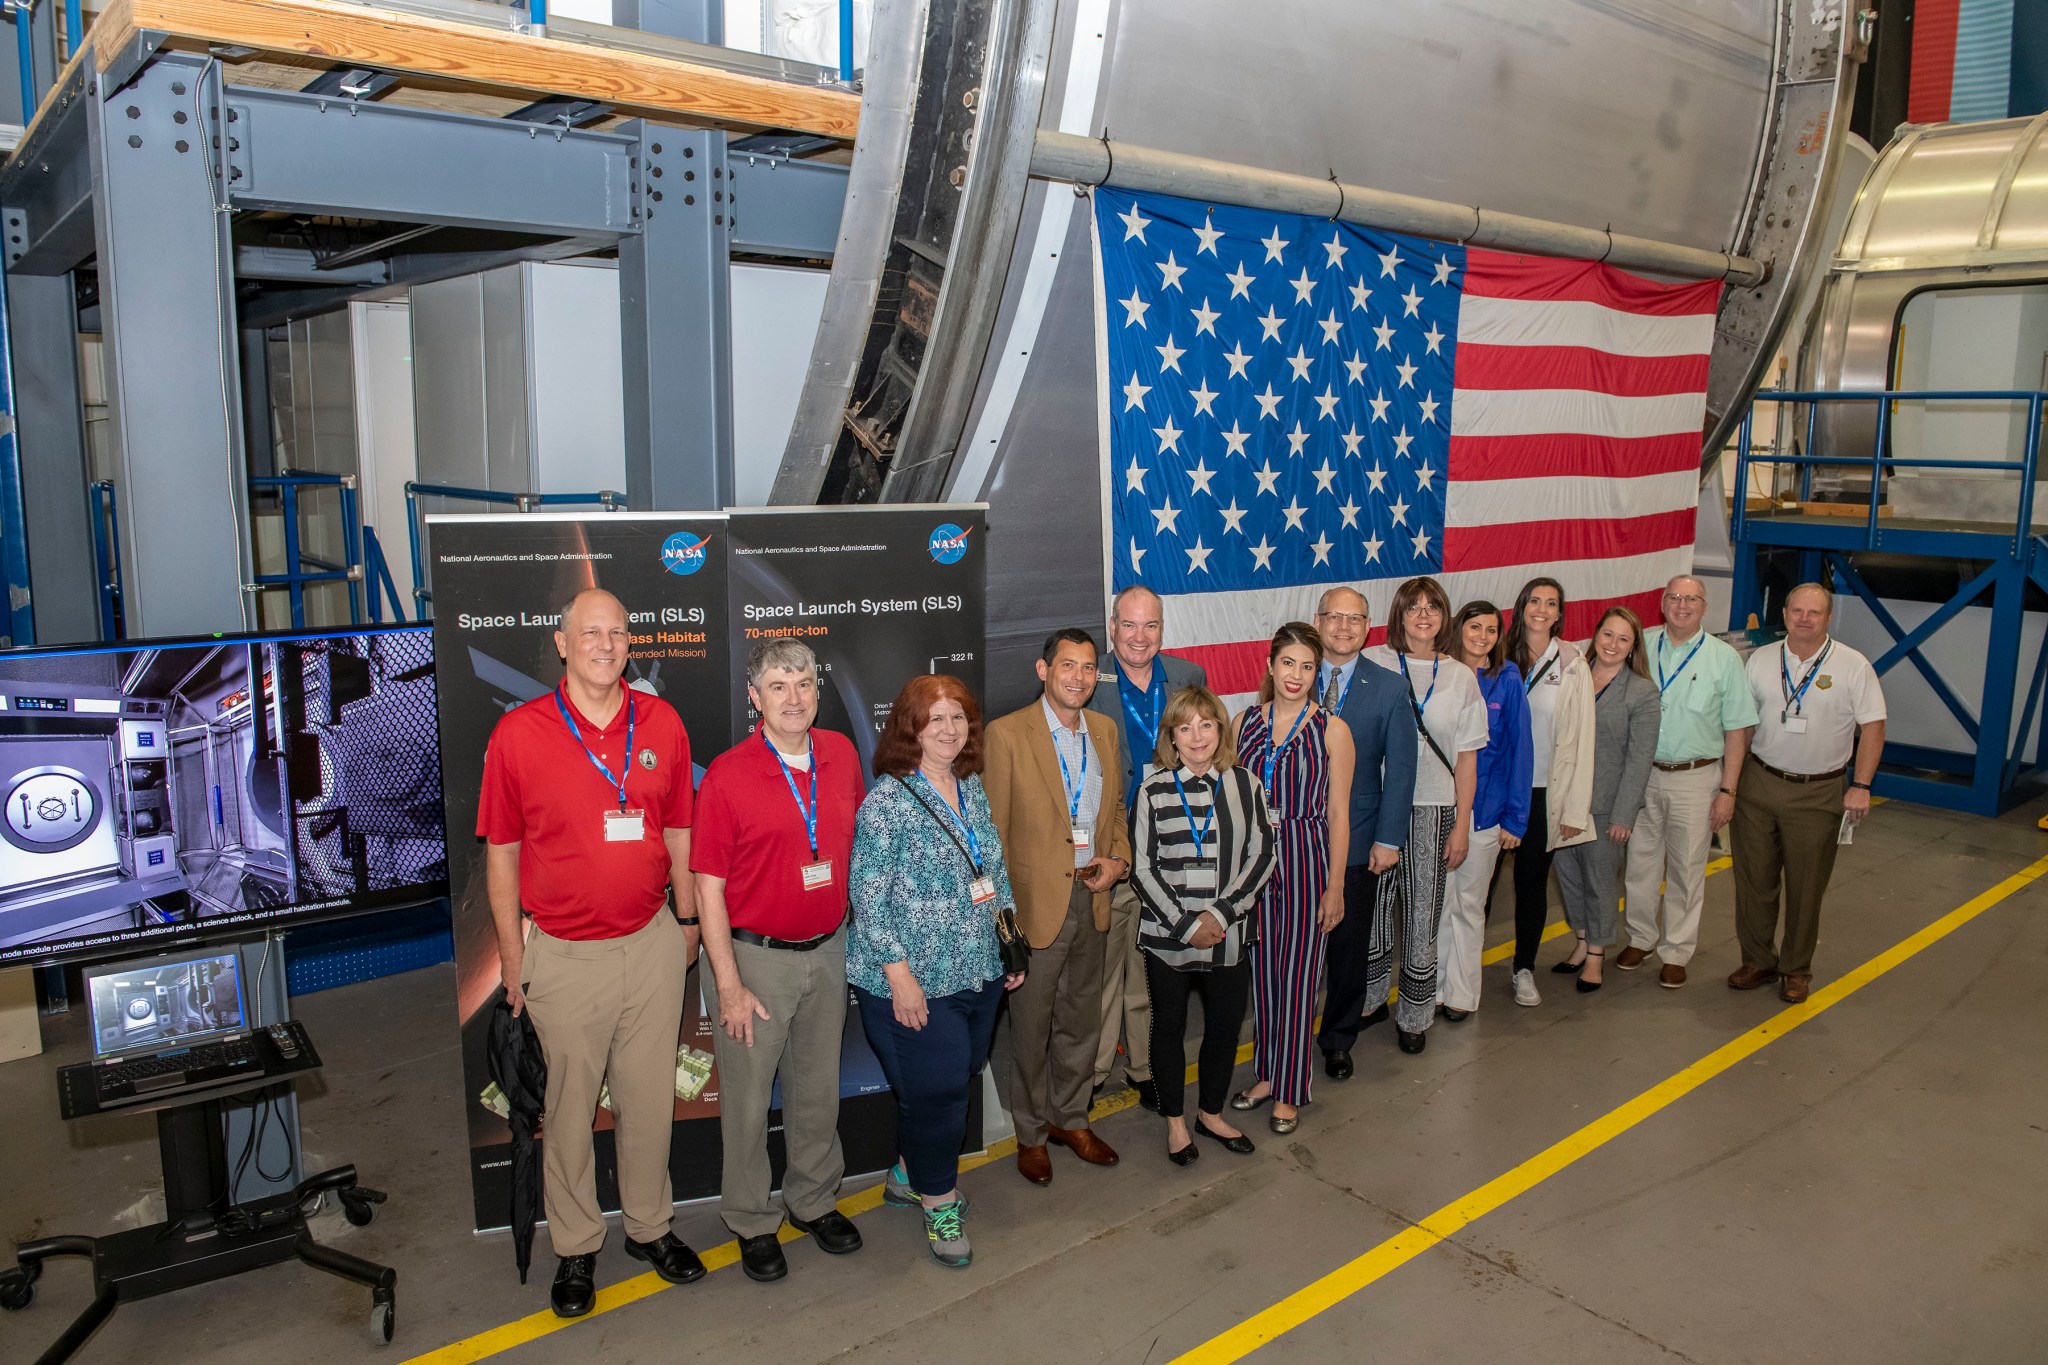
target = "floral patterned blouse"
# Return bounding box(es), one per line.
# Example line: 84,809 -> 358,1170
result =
848,771 -> 1015,998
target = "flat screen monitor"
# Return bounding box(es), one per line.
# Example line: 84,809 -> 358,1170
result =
85,947 -> 248,1057
0,624 -> 447,968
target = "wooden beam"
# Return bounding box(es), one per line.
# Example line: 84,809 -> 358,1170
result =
91,0 -> 862,138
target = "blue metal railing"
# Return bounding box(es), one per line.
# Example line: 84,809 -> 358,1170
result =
13,0 -> 37,123
89,479 -> 124,641
1732,388 -> 2048,553
361,524 -> 407,624
250,472 -> 363,629
404,481 -> 623,614
62,0 -> 77,60
839,0 -> 854,81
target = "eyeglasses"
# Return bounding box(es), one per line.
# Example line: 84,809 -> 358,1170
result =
1402,603 -> 1441,617
1663,593 -> 1705,606
1317,612 -> 1366,627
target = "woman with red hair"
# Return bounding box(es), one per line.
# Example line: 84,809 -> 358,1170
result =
849,674 -> 1024,1269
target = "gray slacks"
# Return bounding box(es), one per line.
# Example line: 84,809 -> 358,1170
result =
1005,881 -> 1107,1146
701,929 -> 849,1239
1554,819 -> 1622,948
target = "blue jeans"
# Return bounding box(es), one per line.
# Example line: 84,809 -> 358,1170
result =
853,978 -> 1004,1197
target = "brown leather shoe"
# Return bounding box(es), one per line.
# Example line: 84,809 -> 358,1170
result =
1778,973 -> 1812,1003
1616,946 -> 1652,970
1658,963 -> 1687,988
1016,1143 -> 1053,1186
1727,963 -> 1779,990
1046,1125 -> 1121,1166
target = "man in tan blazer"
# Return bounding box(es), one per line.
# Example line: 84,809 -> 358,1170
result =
984,628 -> 1133,1185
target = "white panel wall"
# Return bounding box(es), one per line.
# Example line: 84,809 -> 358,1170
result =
527,261 -> 629,496
731,262 -> 830,506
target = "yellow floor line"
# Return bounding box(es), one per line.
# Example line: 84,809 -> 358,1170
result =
1477,854 -> 1732,967
403,845 -> 1759,1364
1171,848 -> 2048,1364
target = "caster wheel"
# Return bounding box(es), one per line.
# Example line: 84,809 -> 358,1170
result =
343,1198 -> 375,1228
0,1273 -> 34,1311
368,1300 -> 394,1345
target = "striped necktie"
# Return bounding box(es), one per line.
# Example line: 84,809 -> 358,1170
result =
1321,666 -> 1343,713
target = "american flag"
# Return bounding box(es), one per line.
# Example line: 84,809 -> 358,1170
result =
1094,188 -> 1721,704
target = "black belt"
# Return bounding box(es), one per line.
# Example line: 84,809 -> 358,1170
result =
730,926 -> 838,952
1751,757 -> 1847,785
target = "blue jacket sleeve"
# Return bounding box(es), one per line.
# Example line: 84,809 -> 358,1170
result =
1502,673 -> 1533,839
1374,691 -> 1419,848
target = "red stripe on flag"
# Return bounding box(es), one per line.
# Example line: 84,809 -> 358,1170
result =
1462,248 -> 1723,316
1560,589 -> 1666,641
1908,0 -> 1959,124
1449,431 -> 1701,482
1166,629 -> 1390,697
1444,509 -> 1695,573
1452,343 -> 1710,396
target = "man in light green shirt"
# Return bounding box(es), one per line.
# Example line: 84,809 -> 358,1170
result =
1619,576 -> 1760,988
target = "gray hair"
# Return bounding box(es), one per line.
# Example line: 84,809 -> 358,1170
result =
1785,581 -> 1834,615
1665,574 -> 1706,598
558,587 -> 624,633
747,638 -> 817,687
1109,585 -> 1162,624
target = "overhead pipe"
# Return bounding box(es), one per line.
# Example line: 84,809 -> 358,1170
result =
1030,130 -> 1769,289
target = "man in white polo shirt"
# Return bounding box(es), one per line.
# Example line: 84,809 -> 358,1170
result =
1729,583 -> 1885,1004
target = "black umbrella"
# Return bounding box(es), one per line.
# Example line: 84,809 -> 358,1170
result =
486,995 -> 549,1284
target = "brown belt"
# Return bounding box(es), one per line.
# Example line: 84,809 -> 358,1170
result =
1652,756 -> 1719,773
1751,757 -> 1847,785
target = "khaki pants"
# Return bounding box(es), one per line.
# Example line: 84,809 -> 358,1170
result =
1006,882 -> 1107,1146
1623,762 -> 1720,966
701,929 -> 848,1239
1092,879 -> 1153,1084
1731,764 -> 1844,977
522,909 -> 687,1257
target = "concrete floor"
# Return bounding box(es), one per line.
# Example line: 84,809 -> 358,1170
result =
4,796 -> 2047,1364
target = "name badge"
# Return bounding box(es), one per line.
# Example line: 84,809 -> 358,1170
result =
1782,716 -> 1809,734
604,808 -> 644,842
1182,856 -> 1219,895
1072,826 -> 1092,857
969,875 -> 998,906
801,859 -> 835,890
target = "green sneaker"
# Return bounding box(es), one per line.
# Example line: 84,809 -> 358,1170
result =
882,1164 -> 918,1208
922,1196 -> 971,1268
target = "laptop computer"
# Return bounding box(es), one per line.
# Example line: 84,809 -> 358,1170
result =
84,948 -> 265,1106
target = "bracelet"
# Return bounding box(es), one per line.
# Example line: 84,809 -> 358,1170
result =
676,916 -> 700,926
1848,781 -> 1872,791
1717,786 -> 1735,796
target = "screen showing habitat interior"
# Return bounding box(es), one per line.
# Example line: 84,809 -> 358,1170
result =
0,625 -> 446,968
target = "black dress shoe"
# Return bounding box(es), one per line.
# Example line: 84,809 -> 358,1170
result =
737,1233 -> 788,1282
1323,1049 -> 1354,1080
786,1208 -> 863,1255
1439,1006 -> 1471,1022
550,1253 -> 597,1317
624,1232 -> 706,1285
1167,1141 -> 1200,1167
1396,1028 -> 1426,1054
1193,1118 -> 1256,1155
1131,1076 -> 1162,1112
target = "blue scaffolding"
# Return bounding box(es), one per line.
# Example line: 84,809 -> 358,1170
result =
1729,388 -> 2048,815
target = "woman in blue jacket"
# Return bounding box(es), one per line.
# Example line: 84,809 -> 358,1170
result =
1439,601 -> 1532,1018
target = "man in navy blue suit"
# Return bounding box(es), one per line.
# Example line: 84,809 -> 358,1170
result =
1311,586 -> 1419,1079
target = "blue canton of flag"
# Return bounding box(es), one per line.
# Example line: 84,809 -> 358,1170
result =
1098,189 -> 1464,597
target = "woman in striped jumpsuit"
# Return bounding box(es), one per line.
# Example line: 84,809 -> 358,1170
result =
1228,622 -> 1354,1133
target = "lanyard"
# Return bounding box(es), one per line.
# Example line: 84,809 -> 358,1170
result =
761,726 -> 820,857
916,771 -> 982,871
1779,639 -> 1832,719
1595,672 -> 1617,702
1054,722 -> 1089,821
1119,665 -> 1166,759
555,685 -> 634,810
1656,631 -> 1704,694
1260,701 -> 1310,798
1524,641 -> 1559,694
1173,769 -> 1215,852
1398,652 -> 1439,711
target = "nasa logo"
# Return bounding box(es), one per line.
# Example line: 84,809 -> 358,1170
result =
661,531 -> 709,576
929,522 -> 971,565
639,748 -> 658,770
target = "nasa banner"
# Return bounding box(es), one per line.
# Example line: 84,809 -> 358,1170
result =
431,506 -> 987,1234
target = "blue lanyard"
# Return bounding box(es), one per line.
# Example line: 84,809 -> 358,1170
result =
1119,665 -> 1166,759
1054,722 -> 1089,821
1172,769 -> 1215,852
917,771 -> 982,870
1398,652 -> 1439,710
555,685 -> 634,810
1656,631 -> 1704,694
761,727 -> 820,857
1779,639 -> 1832,718
1260,702 -> 1310,799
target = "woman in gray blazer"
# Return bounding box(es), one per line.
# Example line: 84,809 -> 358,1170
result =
1551,606 -> 1660,992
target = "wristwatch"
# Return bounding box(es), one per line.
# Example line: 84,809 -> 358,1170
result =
1717,786 -> 1735,796
1848,780 -> 1872,791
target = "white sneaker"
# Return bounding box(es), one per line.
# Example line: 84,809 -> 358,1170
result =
1512,969 -> 1541,1007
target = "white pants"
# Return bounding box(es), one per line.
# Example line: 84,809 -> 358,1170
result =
1622,762 -> 1720,965
1439,820 -> 1503,1012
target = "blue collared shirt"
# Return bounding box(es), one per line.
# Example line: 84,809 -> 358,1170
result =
1042,698 -> 1103,866
1319,656 -> 1362,711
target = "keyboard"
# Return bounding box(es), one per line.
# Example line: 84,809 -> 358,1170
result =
94,1035 -> 262,1102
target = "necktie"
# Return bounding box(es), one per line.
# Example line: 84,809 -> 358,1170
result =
1321,667 -> 1342,713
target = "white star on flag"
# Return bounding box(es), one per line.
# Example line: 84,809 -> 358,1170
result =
1257,307 -> 1286,343
1286,347 -> 1313,382
1341,426 -> 1364,456
1218,498 -> 1248,533
1310,532 -> 1334,566
1378,245 -> 1404,277
1227,262 -> 1256,299
1186,538 -> 1213,573
1156,334 -> 1185,372
1411,529 -> 1431,557
1337,497 -> 1361,527
1249,536 -> 1276,571
1388,495 -> 1410,526
1433,257 -> 1455,285
1417,393 -> 1440,424
1401,285 -> 1423,317
1281,498 -> 1307,530
1369,391 -> 1391,423
1191,298 -> 1221,336
1392,426 -> 1415,458
1285,423 -> 1310,455
1318,311 -> 1344,345
1152,499 -> 1182,535
1192,219 -> 1223,255
1314,387 -> 1340,420
1121,375 -> 1150,411
1348,278 -> 1371,311
1254,385 -> 1283,420
1395,356 -> 1418,388
1189,380 -> 1220,417
1366,463 -> 1388,491
1415,463 -> 1436,491
1118,203 -> 1152,242
1423,322 -> 1445,355
1125,458 -> 1148,493
1373,319 -> 1395,351
1188,459 -> 1218,495
1312,460 -> 1338,493
1362,532 -> 1383,563
1120,289 -> 1150,328
1129,537 -> 1147,572
1154,417 -> 1183,452
1343,353 -> 1368,384
1289,268 -> 1317,304
1220,422 -> 1250,455
1158,251 -> 1187,291
1323,233 -> 1349,268
1253,461 -> 1282,496
1223,344 -> 1253,379
1261,227 -> 1288,263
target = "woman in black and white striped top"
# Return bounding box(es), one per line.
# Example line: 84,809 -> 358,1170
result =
1131,685 -> 1277,1165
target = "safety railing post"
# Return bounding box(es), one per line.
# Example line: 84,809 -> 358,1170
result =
2020,394 -> 2043,546
339,481 -> 363,625
839,0 -> 854,81
279,482 -> 305,629
1868,396 -> 1889,549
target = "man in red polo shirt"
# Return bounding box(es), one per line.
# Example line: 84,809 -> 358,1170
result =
693,638 -> 865,1283
479,588 -> 703,1318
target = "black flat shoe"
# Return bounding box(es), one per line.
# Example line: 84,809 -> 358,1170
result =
1577,949 -> 1605,994
1167,1142 -> 1200,1167
550,1253 -> 597,1317
1193,1119 -> 1256,1155
1396,1028 -> 1426,1054
1439,1006 -> 1471,1022
737,1233 -> 788,1282
1229,1087 -> 1273,1112
1323,1049 -> 1354,1080
624,1232 -> 706,1285
787,1208 -> 863,1255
